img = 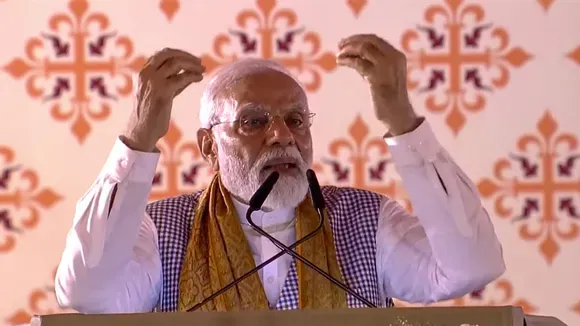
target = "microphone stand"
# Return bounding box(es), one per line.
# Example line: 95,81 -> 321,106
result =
187,209 -> 324,312
245,206 -> 377,308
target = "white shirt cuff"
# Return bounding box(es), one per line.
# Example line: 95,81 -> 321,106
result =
384,118 -> 441,166
99,137 -> 161,184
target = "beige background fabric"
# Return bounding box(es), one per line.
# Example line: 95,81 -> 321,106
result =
0,0 -> 579,325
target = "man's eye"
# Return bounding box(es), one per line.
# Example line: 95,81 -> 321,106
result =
286,118 -> 303,127
241,116 -> 268,127
284,112 -> 306,128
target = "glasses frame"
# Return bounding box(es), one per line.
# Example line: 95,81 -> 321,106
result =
209,109 -> 317,134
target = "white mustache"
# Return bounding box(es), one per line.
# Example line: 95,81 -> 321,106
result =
254,147 -> 307,171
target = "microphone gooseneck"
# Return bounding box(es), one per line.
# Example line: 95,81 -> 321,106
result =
306,169 -> 325,210
247,169 -> 376,308
249,171 -> 279,210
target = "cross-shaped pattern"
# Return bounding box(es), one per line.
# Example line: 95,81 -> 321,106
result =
313,115 -> 411,211
400,0 -> 532,135
478,111 -> 580,264
0,146 -> 62,254
3,0 -> 146,143
201,0 -> 336,93
149,121 -> 211,202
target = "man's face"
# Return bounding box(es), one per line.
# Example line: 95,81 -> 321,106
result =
209,70 -> 313,210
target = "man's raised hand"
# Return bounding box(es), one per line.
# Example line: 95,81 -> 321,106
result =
123,48 -> 205,152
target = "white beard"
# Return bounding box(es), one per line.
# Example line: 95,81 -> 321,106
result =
217,145 -> 310,210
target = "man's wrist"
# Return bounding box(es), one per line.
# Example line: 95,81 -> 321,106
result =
119,135 -> 159,153
383,112 -> 421,136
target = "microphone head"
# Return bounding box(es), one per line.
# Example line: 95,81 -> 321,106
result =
306,169 -> 325,210
249,171 -> 280,210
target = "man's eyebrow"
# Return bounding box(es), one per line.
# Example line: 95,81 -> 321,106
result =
288,103 -> 308,112
237,102 -> 266,110
236,102 -> 306,112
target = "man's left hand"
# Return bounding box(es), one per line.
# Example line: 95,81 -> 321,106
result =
337,34 -> 420,136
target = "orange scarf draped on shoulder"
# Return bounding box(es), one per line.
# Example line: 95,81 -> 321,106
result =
178,174 -> 347,311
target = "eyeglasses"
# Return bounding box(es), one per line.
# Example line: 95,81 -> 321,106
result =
210,107 -> 316,135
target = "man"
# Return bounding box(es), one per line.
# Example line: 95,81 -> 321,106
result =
55,34 -> 505,313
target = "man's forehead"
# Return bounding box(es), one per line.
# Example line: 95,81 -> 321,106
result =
230,70 -> 304,95
218,70 -> 308,114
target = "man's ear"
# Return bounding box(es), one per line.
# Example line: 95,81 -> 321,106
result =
197,128 -> 219,171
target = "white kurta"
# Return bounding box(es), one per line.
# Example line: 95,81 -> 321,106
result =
54,119 -> 505,313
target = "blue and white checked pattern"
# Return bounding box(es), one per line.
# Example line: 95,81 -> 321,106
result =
147,186 -> 394,311
146,192 -> 200,311
275,259 -> 299,310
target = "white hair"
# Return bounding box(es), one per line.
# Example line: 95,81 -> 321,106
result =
198,58 -> 301,128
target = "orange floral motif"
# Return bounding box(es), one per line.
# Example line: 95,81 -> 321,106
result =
4,268 -> 73,325
0,146 -> 62,253
346,0 -> 368,17
313,115 -> 411,211
477,111 -> 580,264
393,278 -> 537,314
150,121 -> 212,202
567,46 -> 580,66
201,0 -> 337,92
400,0 -> 532,135
2,0 -> 146,143
159,0 -> 180,21
537,0 -> 556,11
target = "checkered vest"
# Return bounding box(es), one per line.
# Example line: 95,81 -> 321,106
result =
146,186 -> 395,311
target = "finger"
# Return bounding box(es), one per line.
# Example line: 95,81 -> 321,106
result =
339,34 -> 394,54
339,34 -> 379,48
160,48 -> 202,62
158,57 -> 206,78
336,56 -> 374,76
142,48 -> 202,73
337,41 -> 384,65
154,48 -> 202,68
141,52 -> 201,82
169,71 -> 204,96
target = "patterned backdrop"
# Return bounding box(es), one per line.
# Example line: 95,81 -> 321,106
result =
0,0 -> 579,325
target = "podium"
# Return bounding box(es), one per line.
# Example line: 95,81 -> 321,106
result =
28,306 -> 568,326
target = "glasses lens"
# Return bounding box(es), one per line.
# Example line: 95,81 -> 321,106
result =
238,109 -> 270,134
237,108 -> 314,134
284,111 -> 308,129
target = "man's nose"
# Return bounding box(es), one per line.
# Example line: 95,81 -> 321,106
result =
265,116 -> 295,147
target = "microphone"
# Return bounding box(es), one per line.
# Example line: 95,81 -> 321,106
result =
306,169 -> 325,211
188,171 -> 322,311
246,169 -> 376,308
249,171 -> 280,209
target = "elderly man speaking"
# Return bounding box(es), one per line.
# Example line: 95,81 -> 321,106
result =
54,34 -> 505,313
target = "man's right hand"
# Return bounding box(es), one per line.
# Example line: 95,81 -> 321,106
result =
123,48 -> 205,152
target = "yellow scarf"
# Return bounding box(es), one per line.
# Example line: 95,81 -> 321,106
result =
178,174 -> 347,311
